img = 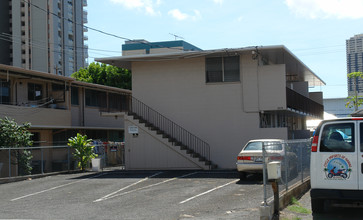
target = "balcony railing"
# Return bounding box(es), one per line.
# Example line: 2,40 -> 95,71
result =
286,87 -> 324,118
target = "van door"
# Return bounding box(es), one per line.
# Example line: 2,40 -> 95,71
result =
358,122 -> 363,189
315,121 -> 358,189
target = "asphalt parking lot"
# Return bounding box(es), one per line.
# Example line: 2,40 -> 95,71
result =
0,169 -> 266,220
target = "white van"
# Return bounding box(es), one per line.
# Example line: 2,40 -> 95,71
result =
310,118 -> 363,213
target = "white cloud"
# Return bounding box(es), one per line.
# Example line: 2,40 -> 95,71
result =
110,0 -> 160,16
168,9 -> 201,21
213,0 -> 224,4
285,0 -> 363,19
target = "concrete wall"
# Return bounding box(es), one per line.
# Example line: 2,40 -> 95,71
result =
0,105 -> 71,126
131,55 -> 288,168
31,1 -> 48,72
84,108 -> 124,128
258,64 -> 286,111
11,0 -> 22,68
124,120 -> 200,170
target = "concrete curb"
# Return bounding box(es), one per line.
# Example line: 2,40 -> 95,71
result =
260,177 -> 311,220
0,170 -> 84,184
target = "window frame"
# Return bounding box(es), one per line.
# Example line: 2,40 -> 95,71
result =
205,55 -> 240,83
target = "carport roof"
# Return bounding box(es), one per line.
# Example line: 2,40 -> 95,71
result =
96,45 -> 325,87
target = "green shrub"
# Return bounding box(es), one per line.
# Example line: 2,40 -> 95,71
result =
68,133 -> 97,171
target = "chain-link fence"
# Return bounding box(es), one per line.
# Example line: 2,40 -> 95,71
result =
262,139 -> 311,205
0,142 -> 125,178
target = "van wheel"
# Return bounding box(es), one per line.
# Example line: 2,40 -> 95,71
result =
239,171 -> 246,180
311,198 -> 324,213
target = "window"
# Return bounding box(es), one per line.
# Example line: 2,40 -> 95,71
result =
71,87 -> 79,105
0,79 -> 10,104
109,93 -> 128,112
320,123 -> 354,152
28,83 -> 43,101
85,89 -> 106,108
206,56 -> 240,83
244,141 -> 283,151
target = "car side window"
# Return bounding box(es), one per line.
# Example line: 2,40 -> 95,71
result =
320,123 -> 354,152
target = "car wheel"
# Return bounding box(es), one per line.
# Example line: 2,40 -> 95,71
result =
239,171 -> 246,180
311,198 -> 325,213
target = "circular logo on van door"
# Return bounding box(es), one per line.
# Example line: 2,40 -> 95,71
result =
323,154 -> 352,180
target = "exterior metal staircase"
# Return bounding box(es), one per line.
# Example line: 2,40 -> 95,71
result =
126,96 -> 217,170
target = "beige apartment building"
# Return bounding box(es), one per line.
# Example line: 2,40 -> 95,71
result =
97,42 -> 325,169
0,64 -> 130,176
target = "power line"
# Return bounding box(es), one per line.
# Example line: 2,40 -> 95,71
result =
21,0 -> 184,52
0,32 -> 121,55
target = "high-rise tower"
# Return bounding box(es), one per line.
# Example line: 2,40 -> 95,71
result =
0,0 -> 88,76
347,34 -> 363,95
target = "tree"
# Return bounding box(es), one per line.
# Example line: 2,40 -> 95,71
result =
72,62 -> 132,90
346,72 -> 363,111
0,117 -> 33,175
68,133 -> 97,172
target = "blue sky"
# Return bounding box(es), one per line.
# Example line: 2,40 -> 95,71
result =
86,0 -> 363,99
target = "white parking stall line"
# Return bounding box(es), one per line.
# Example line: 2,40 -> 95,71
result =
179,179 -> 239,204
93,171 -> 163,202
94,171 -> 200,202
11,173 -> 106,202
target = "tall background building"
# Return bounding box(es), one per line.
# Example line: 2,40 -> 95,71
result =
347,34 -> 363,95
0,0 -> 88,76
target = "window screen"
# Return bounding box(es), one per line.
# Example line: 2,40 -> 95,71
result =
224,56 -> 240,82
320,123 -> 354,152
206,57 -> 223,82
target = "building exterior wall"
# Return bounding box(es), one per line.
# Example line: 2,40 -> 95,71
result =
122,40 -> 201,56
31,1 -> 48,73
347,34 -> 363,95
84,108 -> 124,128
0,64 -> 130,144
124,120 -> 200,170
0,105 -> 71,127
323,98 -> 359,118
131,56 -> 289,168
0,0 -> 87,76
258,64 -> 286,111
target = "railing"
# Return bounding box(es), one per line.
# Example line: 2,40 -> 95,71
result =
0,143 -> 124,179
129,96 -> 211,163
262,139 -> 311,205
286,87 -> 324,118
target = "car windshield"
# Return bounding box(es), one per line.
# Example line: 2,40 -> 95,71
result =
244,141 -> 283,151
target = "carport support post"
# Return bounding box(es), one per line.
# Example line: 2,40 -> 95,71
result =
271,180 -> 279,219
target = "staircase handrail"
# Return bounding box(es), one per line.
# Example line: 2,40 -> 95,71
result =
128,96 -> 210,162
